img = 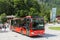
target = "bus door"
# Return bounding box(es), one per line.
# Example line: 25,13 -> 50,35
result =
22,18 -> 31,35
25,18 -> 32,30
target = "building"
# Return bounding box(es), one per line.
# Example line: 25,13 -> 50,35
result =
56,15 -> 60,23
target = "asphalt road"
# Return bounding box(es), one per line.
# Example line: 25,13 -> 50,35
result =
0,23 -> 60,40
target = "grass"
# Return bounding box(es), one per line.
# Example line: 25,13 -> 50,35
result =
49,27 -> 60,30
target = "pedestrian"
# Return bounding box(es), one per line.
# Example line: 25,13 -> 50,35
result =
4,22 -> 10,31
2,24 -> 6,31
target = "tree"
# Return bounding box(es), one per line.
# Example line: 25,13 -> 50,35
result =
0,0 -> 60,22
14,0 -> 41,17
0,0 -> 15,15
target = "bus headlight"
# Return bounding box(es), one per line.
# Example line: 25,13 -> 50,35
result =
31,32 -> 34,34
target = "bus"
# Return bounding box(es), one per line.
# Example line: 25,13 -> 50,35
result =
10,16 -> 45,36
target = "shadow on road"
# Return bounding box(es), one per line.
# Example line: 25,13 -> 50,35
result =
30,33 -> 57,38
44,33 -> 57,38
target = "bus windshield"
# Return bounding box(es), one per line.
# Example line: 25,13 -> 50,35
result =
32,18 -> 44,30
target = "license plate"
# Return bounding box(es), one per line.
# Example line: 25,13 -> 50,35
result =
38,34 -> 41,35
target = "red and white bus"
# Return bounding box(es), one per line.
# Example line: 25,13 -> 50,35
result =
10,16 -> 45,36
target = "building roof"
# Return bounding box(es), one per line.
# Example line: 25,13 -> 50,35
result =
6,15 -> 15,18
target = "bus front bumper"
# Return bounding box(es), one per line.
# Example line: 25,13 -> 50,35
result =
29,30 -> 45,36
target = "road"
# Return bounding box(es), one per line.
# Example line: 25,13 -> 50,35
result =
0,23 -> 60,40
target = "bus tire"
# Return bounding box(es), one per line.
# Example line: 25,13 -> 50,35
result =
21,29 -> 23,35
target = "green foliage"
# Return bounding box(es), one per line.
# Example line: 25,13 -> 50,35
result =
0,0 -> 60,22
0,13 -> 7,23
57,8 -> 60,15
0,0 -> 15,15
15,0 -> 41,17
49,27 -> 60,30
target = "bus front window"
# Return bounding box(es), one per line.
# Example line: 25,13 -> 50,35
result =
32,18 -> 44,30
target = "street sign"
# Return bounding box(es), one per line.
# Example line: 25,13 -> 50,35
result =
50,8 -> 56,22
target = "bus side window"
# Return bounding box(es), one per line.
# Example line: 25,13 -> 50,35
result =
11,20 -> 16,26
14,20 -> 17,26
20,20 -> 22,27
15,19 -> 22,27
22,18 -> 26,26
11,20 -> 13,25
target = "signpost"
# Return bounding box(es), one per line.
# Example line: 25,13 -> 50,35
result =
50,8 -> 56,22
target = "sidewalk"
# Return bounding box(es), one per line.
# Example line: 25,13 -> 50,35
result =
46,23 -> 60,27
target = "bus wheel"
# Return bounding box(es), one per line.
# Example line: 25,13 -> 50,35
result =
21,29 -> 23,35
